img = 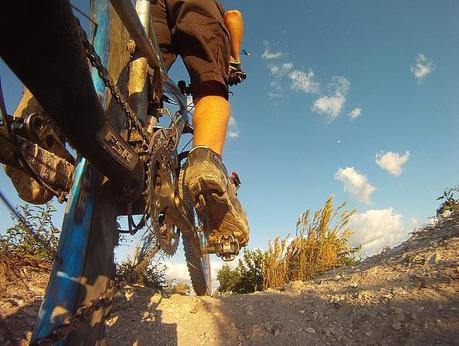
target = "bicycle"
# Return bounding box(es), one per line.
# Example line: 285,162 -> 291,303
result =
0,0 -> 242,344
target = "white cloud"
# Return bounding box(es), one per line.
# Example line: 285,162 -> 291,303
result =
348,107 -> 362,120
268,63 -> 293,78
311,76 -> 350,119
334,167 -> 376,204
164,262 -> 191,283
262,48 -> 283,60
267,63 -> 294,98
348,208 -> 411,255
164,259 -> 238,294
333,76 -> 350,95
228,116 -> 239,139
288,69 -> 320,94
268,82 -> 282,98
411,54 -> 435,81
312,94 -> 346,119
376,151 -> 410,176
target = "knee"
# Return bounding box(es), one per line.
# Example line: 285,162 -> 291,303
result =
224,10 -> 242,24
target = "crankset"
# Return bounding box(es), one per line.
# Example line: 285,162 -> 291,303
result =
148,142 -> 180,255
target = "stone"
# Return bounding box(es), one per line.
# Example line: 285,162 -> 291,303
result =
312,311 -> 319,320
393,307 -> 403,315
391,321 -> 402,331
427,252 -> 440,265
305,327 -> 316,334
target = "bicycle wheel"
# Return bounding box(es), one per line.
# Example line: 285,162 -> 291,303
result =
179,168 -> 212,296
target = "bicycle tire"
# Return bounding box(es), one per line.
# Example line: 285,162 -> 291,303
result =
179,168 -> 212,296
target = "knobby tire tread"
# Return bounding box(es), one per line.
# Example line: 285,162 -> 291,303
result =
179,168 -> 212,296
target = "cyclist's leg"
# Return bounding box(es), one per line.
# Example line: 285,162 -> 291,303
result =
150,0 -> 177,71
168,0 -> 231,154
224,10 -> 244,65
223,10 -> 246,86
193,95 -> 230,155
168,0 -> 249,255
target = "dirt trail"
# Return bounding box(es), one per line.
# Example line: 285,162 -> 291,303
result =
1,214 -> 458,345
107,214 -> 459,345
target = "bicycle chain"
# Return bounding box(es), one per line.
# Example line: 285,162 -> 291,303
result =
32,20 -> 157,345
33,18 -> 184,344
76,18 -> 150,145
32,287 -> 115,346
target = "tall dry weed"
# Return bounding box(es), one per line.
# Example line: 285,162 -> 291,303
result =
263,196 -> 358,289
263,236 -> 289,289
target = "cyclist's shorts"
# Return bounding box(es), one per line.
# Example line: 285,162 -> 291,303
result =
151,0 -> 230,100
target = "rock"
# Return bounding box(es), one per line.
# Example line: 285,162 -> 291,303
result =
417,278 -> 428,288
393,307 -> 403,315
298,309 -> 306,314
274,328 -> 280,336
249,325 -> 264,338
230,322 -> 236,328
263,321 -> 273,330
312,311 -> 319,320
426,252 -> 440,265
357,291 -> 371,300
391,321 -> 402,331
391,287 -> 407,296
396,314 -> 405,322
305,327 -> 316,334
286,280 -> 305,292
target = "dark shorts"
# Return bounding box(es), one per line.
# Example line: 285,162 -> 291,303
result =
151,0 -> 230,100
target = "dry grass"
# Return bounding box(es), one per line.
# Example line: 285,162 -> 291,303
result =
263,196 -> 358,289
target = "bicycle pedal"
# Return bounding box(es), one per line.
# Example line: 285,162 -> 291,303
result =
215,234 -> 240,261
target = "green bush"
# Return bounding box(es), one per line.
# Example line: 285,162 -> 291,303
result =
115,257 -> 167,291
217,249 -> 265,294
0,203 -> 59,263
436,186 -> 459,217
217,196 -> 360,294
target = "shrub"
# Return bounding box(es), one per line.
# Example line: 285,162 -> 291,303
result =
0,203 -> 59,263
217,249 -> 265,294
115,255 -> 167,291
436,186 -> 459,217
263,196 -> 359,289
171,282 -> 191,295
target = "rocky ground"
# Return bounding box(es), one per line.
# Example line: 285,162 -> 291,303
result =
1,213 -> 458,345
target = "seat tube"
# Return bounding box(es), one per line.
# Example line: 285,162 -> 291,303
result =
127,0 -> 151,125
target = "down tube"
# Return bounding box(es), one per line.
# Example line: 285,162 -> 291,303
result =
31,0 -> 111,342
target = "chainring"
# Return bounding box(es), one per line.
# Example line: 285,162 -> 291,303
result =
148,143 -> 180,256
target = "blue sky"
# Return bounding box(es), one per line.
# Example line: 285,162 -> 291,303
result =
1,0 -> 458,283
